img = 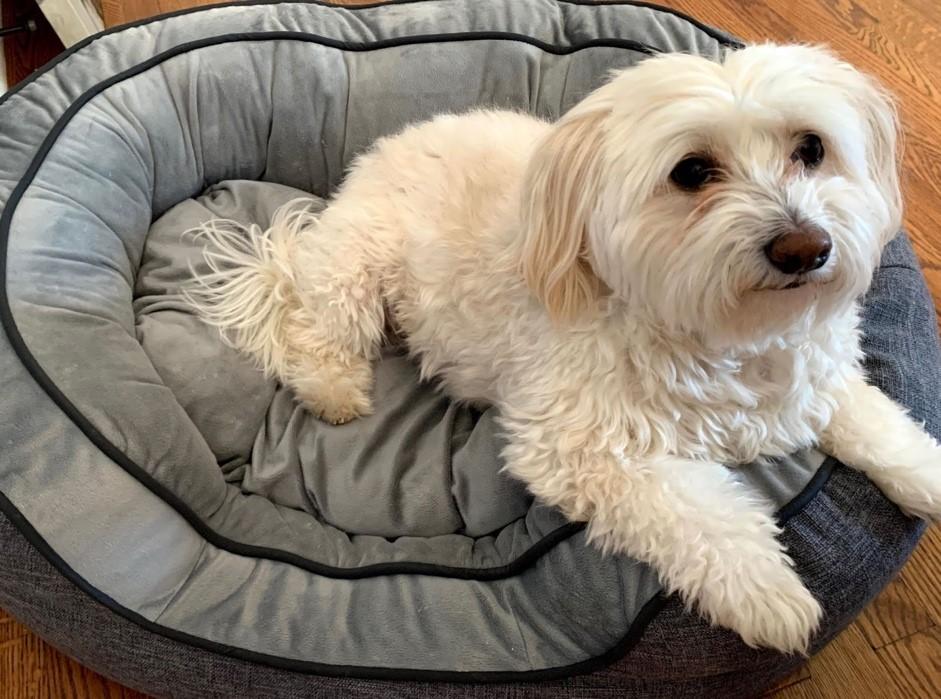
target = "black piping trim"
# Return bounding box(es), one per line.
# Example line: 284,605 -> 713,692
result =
0,0 -> 741,110
1,30 -> 667,581
0,454 -> 828,682
776,456 -> 836,523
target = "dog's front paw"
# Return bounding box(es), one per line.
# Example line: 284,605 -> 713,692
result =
869,439 -> 941,521
696,555 -> 822,654
880,463 -> 941,522
822,378 -> 941,521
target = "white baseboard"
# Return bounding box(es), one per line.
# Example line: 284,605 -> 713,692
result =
37,0 -> 103,47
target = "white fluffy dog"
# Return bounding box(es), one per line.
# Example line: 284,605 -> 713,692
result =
189,44 -> 941,653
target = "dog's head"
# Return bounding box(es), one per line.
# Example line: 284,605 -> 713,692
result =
520,44 -> 901,347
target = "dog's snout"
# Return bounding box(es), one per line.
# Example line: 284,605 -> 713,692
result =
764,224 -> 832,275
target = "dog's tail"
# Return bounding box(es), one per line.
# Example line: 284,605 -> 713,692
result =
184,200 -> 319,378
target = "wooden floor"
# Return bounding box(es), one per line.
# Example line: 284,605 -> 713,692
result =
2,0 -> 65,86
2,0 -> 941,697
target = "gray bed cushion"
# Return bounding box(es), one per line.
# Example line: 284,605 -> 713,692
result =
1,0 -> 932,684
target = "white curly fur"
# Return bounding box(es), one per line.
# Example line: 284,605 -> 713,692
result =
188,44 -> 941,653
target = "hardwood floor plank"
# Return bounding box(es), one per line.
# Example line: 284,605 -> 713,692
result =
101,0 -> 380,26
2,0 -> 66,86
0,615 -> 29,645
1,633 -> 41,699
771,678 -> 823,699
893,525 -> 941,625
775,621 -> 907,698
765,663 -> 812,695
857,572 -> 937,648
0,609 -> 151,699
877,626 -> 941,698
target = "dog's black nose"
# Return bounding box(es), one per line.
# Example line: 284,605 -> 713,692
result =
764,224 -> 832,275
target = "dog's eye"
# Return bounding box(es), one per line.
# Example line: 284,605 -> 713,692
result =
670,157 -> 718,191
792,133 -> 825,168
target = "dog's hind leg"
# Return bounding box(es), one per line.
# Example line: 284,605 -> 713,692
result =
276,201 -> 393,424
188,200 -> 389,424
285,235 -> 387,423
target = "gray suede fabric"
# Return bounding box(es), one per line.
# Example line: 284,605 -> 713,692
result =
0,0 -> 938,692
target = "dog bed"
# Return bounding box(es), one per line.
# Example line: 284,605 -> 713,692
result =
1,1 -> 939,697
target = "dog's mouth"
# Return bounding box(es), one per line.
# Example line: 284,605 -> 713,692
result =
752,277 -> 833,293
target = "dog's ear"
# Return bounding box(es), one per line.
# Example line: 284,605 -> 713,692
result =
821,50 -> 902,239
857,76 -> 902,239
519,110 -> 606,323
